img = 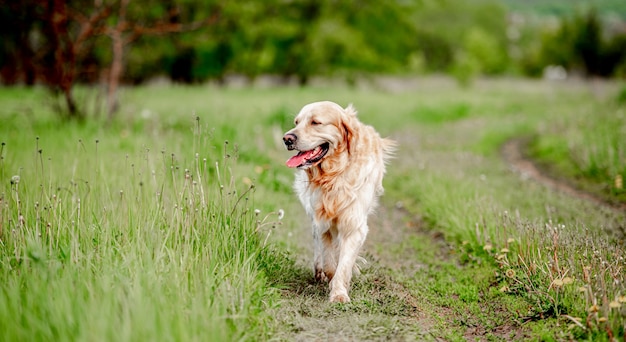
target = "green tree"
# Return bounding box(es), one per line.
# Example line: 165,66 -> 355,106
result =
573,9 -> 603,76
411,0 -> 509,73
537,9 -> 626,77
0,0 -> 215,120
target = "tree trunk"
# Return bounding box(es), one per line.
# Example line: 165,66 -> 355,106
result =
106,0 -> 130,121
107,30 -> 123,121
63,86 -> 78,119
47,0 -> 81,119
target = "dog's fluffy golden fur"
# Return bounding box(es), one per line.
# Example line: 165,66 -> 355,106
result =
283,101 -> 395,303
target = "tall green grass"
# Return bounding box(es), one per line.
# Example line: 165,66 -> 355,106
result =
0,109 -> 278,341
530,93 -> 626,204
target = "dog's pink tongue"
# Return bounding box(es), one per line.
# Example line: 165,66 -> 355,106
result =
286,151 -> 312,168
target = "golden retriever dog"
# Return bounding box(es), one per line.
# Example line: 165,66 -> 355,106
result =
283,101 -> 395,303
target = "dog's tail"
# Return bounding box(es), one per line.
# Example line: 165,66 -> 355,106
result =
381,138 -> 398,165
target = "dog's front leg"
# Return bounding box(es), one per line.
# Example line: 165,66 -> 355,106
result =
329,222 -> 367,303
312,224 -> 325,282
312,220 -> 331,282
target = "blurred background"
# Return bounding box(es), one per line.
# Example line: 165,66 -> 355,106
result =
1,0 -> 626,118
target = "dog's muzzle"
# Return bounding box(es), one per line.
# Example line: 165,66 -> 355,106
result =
283,133 -> 297,150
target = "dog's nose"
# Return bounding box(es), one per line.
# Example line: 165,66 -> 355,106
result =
283,133 -> 297,150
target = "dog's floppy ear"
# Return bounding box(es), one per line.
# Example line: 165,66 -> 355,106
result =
340,104 -> 358,154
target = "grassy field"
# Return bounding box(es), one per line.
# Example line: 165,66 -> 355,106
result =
528,87 -> 626,206
1,77 -> 625,341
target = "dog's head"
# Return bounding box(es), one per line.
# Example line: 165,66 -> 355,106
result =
283,101 -> 355,169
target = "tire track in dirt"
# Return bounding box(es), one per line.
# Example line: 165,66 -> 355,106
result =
502,138 -> 626,214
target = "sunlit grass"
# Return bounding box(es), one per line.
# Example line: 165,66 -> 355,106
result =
1,78 -> 625,340
530,94 -> 626,204
0,114 -> 278,341
383,78 -> 625,339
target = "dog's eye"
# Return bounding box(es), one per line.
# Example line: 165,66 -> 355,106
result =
311,120 -> 321,126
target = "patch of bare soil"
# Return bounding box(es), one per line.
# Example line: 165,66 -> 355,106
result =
502,138 -> 626,214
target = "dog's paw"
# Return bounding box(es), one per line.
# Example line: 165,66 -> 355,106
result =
329,293 -> 350,303
315,268 -> 328,282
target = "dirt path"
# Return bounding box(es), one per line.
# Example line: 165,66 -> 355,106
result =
502,138 -> 626,213
268,202 -> 440,341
